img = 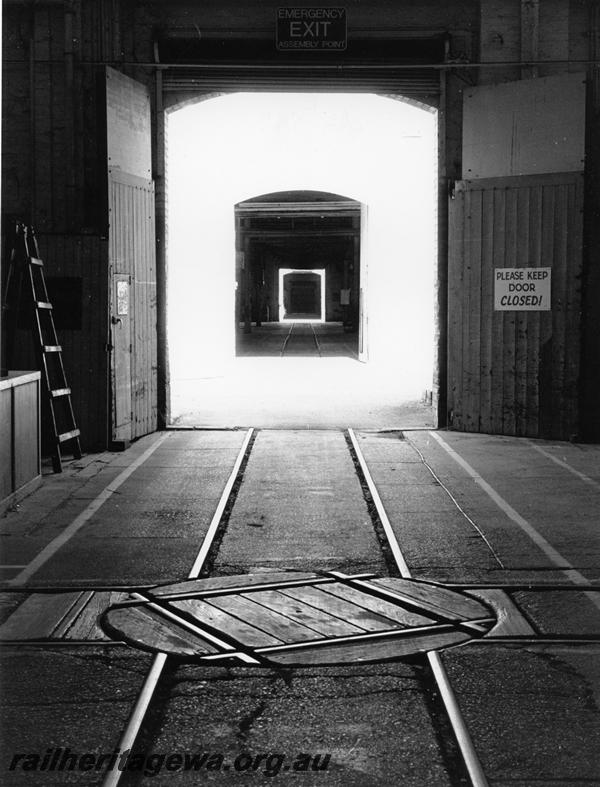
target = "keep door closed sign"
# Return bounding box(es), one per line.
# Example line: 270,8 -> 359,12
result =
494,268 -> 551,310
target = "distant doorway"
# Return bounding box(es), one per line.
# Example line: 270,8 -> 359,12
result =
280,269 -> 325,321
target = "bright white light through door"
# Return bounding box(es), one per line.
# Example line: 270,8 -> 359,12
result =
167,93 -> 437,411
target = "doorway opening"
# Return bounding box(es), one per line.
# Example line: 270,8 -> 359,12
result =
167,92 -> 437,428
279,269 -> 325,322
233,189 -> 363,362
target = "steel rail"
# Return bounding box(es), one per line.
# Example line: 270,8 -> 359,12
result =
347,427 -> 490,787
310,323 -> 322,357
188,428 -> 254,578
102,428 -> 254,787
4,578 -> 596,594
280,322 -> 295,356
347,428 -> 411,577
6,633 -> 600,650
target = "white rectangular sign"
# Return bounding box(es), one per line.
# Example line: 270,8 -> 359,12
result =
494,267 -> 551,311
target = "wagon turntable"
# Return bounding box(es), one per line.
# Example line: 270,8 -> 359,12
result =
101,571 -> 496,665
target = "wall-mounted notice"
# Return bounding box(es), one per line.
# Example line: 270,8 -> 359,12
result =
116,280 -> 129,316
277,8 -> 347,51
494,268 -> 551,311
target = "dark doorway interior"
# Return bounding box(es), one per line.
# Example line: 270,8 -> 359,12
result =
284,272 -> 321,319
234,190 -> 361,356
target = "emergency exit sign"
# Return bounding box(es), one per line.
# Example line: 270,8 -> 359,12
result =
494,267 -> 551,311
277,8 -> 347,51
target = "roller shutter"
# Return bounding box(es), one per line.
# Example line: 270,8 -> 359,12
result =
157,33 -> 444,100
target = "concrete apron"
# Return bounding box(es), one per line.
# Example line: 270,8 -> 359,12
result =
1,428 -> 599,785
199,429 -> 600,787
214,430 -> 386,576
0,430 -> 455,787
355,429 -> 600,785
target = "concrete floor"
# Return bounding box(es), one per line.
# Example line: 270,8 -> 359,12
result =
0,428 -> 599,785
236,322 -> 359,360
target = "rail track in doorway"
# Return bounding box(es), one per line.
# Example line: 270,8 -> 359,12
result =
2,427 -> 599,786
280,322 -> 322,357
95,427 -> 490,787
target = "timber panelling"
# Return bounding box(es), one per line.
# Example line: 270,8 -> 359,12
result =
448,172 -> 583,440
13,381 -> 39,489
479,188 -> 494,433
514,187 -> 529,435
525,185 -> 542,436
489,187 -> 505,435
108,170 -> 157,440
502,188 -> 517,436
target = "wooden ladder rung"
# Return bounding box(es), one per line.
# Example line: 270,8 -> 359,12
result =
8,224 -> 82,473
58,429 -> 81,443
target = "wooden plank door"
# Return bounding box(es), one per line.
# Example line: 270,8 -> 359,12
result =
110,274 -> 132,445
447,173 -> 583,439
449,73 -> 586,439
106,67 -> 157,445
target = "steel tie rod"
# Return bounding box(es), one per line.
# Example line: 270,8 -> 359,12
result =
347,427 -> 490,787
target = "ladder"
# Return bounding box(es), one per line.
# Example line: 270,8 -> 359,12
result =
5,223 -> 82,472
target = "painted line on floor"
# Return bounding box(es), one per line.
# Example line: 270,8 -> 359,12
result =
428,431 -> 600,612
8,433 -> 172,587
525,441 -> 600,492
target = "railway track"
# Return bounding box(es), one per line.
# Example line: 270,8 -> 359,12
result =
2,428 -> 598,786
101,428 -> 254,787
280,322 -> 322,357
98,427 -> 488,787
347,429 -> 489,787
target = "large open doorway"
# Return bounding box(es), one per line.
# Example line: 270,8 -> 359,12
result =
167,92 -> 437,428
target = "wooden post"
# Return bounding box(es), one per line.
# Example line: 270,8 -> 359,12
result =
154,55 -> 169,430
255,246 -> 264,328
520,0 -> 539,80
438,70 -> 462,428
342,247 -> 350,327
351,218 -> 360,330
243,235 -> 252,334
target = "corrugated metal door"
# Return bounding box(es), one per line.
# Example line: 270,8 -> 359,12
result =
106,68 -> 157,444
447,172 -> 584,440
157,34 -> 444,102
